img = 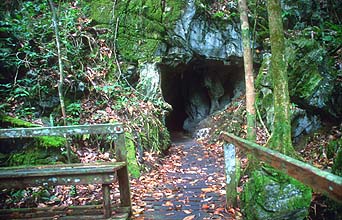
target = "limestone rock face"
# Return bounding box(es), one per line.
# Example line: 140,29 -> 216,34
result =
165,0 -> 242,64
138,63 -> 163,101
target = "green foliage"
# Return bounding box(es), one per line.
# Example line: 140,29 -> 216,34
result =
0,0 -> 106,119
0,115 -> 67,166
327,138 -> 342,176
89,0 -> 114,24
195,0 -> 239,22
139,115 -> 170,152
3,187 -> 60,208
66,101 -> 82,124
332,148 -> 342,176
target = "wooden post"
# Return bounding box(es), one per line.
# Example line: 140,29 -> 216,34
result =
102,184 -> 111,218
115,128 -> 132,212
224,143 -> 237,207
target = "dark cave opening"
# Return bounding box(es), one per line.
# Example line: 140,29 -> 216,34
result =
160,58 -> 244,133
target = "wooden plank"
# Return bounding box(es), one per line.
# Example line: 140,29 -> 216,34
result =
0,172 -> 116,188
59,213 -> 128,220
220,132 -> 342,202
0,123 -> 124,139
0,162 -> 126,178
115,133 -> 132,212
4,213 -> 128,220
0,162 -> 126,189
0,205 -> 130,219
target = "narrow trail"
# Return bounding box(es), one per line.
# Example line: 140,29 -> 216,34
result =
131,133 -> 232,220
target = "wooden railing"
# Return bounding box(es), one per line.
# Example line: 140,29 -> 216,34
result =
220,132 -> 342,205
0,123 -> 132,220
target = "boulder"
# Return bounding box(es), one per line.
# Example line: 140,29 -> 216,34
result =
291,108 -> 321,144
242,168 -> 312,220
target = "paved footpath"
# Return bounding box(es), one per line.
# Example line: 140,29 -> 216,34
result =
132,133 -> 233,220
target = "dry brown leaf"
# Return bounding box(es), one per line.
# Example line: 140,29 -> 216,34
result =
228,207 -> 236,215
202,204 -> 210,209
163,201 -> 173,207
183,210 -> 192,214
183,215 -> 195,220
201,187 -> 214,193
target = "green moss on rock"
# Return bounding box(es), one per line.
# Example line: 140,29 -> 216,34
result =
125,133 -> 141,178
38,136 -> 66,148
88,0 -> 184,61
0,115 -> 66,149
0,115 -> 68,166
89,0 -> 114,24
242,166 -> 312,220
0,115 -> 39,128
9,146 -> 68,166
290,68 -> 323,99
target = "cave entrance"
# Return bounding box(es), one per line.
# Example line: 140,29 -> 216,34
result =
160,58 -> 244,133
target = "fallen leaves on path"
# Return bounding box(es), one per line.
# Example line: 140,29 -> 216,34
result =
130,136 -> 233,219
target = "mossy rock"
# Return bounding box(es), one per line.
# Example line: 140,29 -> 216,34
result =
0,115 -> 39,128
8,146 -> 72,166
88,0 -> 184,61
125,133 -> 141,178
0,115 -> 68,166
242,166 -> 312,220
89,0 -> 114,25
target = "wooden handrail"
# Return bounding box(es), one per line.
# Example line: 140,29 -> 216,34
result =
0,123 -> 124,139
220,132 -> 342,203
0,123 -> 132,218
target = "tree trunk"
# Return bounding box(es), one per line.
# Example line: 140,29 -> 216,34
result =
49,0 -> 71,163
48,0 -> 67,126
267,0 -> 295,156
238,0 -> 256,141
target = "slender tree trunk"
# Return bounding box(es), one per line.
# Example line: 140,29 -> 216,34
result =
267,0 -> 295,156
49,0 -> 71,163
238,0 -> 256,141
48,0 -> 67,126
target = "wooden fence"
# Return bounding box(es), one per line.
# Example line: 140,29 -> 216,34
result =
220,132 -> 342,205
